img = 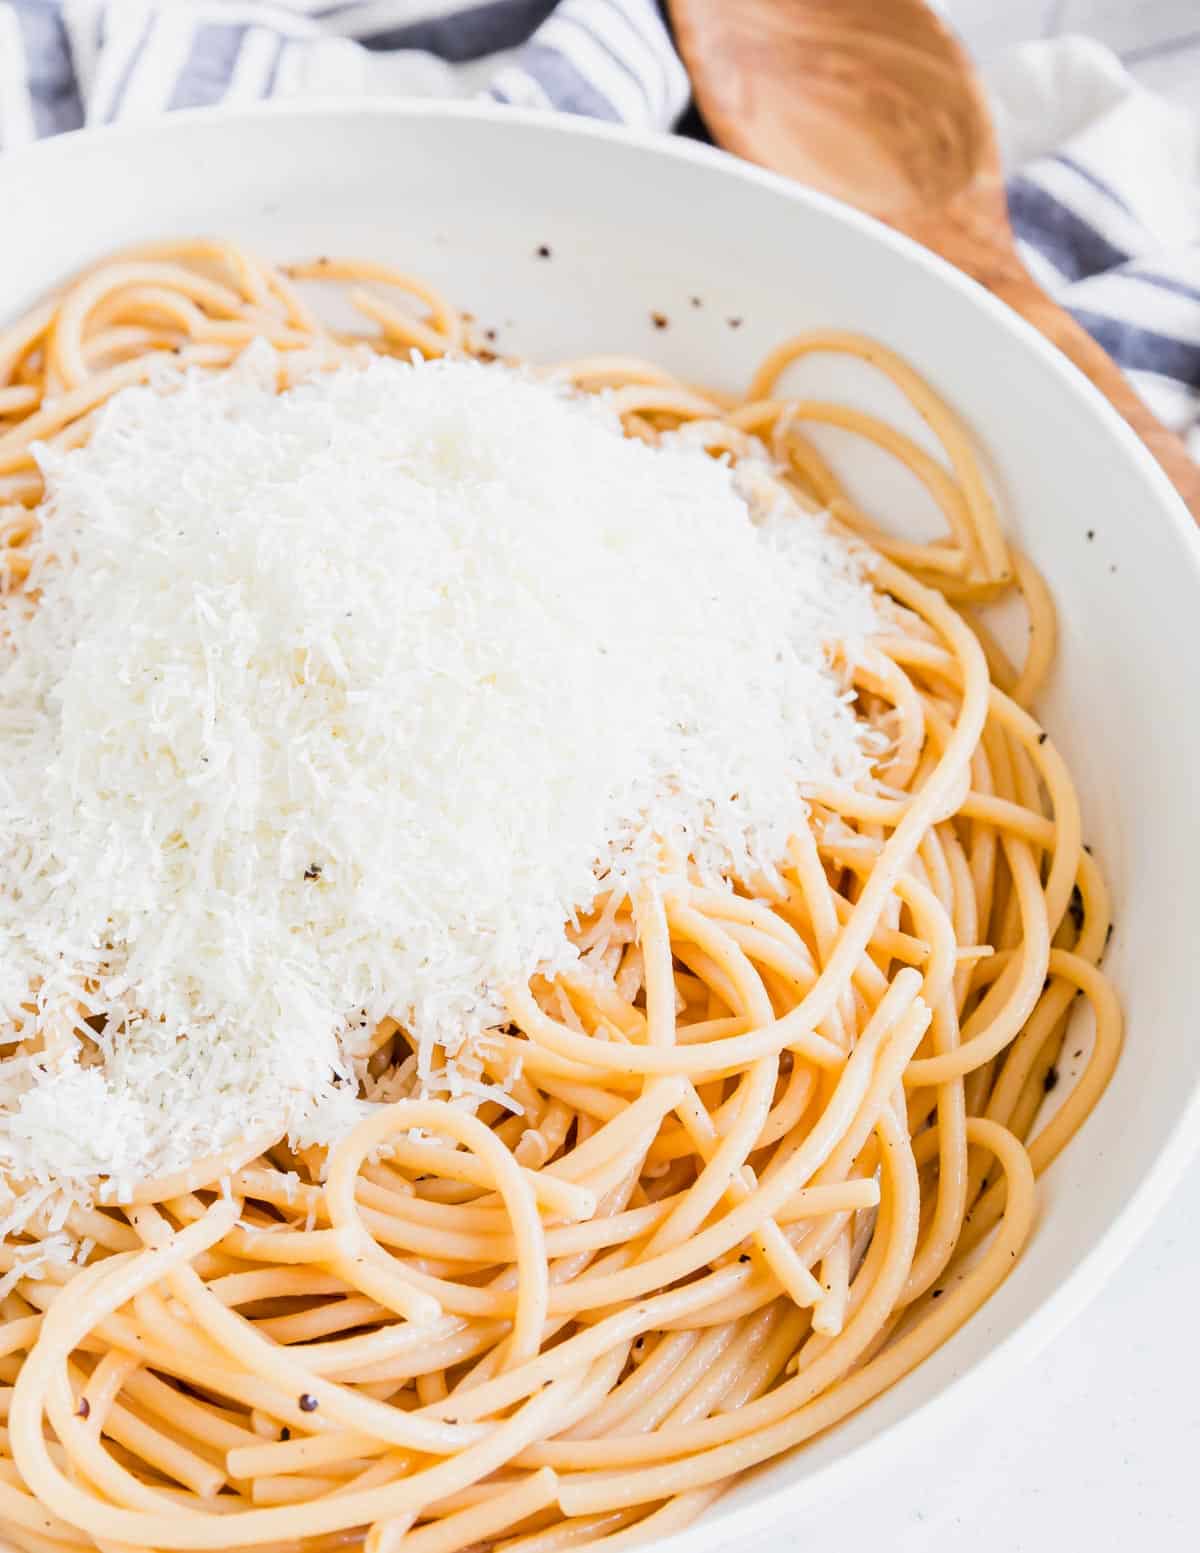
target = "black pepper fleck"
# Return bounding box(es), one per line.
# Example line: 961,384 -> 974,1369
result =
484,328 -> 497,343
650,311 -> 668,330
1084,843 -> 1093,855
304,864 -> 322,881
298,1393 -> 319,1413
1086,529 -> 1095,541
535,244 -> 552,259
1105,922 -> 1114,945
76,1397 -> 90,1420
1043,1066 -> 1060,1093
931,1289 -> 943,1299
280,1426 -> 291,1441
738,1253 -> 751,1263
1109,563 -> 1117,573
1037,731 -> 1047,745
727,316 -> 743,329
1067,884 -> 1085,931
690,295 -> 703,308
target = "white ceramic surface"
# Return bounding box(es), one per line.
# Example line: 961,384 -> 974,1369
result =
2,102 -> 1199,1551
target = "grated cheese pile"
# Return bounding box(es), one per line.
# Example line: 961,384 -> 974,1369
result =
0,346 -> 877,1213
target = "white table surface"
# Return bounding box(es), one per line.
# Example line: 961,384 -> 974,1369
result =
755,9 -> 1200,1548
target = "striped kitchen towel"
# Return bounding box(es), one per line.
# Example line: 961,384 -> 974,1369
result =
987,36 -> 1200,457
0,0 -> 690,138
1,9 -> 1199,455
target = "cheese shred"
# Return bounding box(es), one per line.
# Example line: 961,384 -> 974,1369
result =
0,348 -> 875,1206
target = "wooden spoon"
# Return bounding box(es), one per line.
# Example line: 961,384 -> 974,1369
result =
668,0 -> 1200,516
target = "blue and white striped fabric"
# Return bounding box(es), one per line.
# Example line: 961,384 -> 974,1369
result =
987,36 -> 1200,455
0,0 -> 688,141
2,13 -> 1199,453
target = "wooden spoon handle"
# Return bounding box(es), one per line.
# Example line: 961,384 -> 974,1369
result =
990,277 -> 1200,517
665,0 -> 1200,518
914,207 -> 1200,517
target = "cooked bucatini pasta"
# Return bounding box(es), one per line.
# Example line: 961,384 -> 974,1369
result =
0,242 -> 1119,1553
